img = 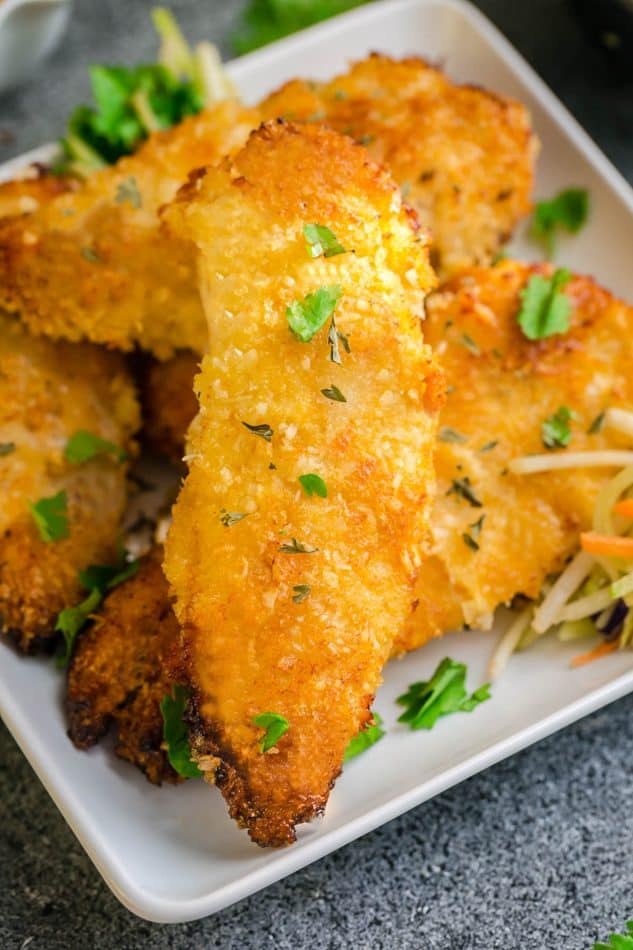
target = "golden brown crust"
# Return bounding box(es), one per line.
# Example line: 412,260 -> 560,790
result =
66,547 -> 180,785
137,352 -> 199,463
0,169 -> 77,219
394,260 -> 633,654
260,53 -> 538,277
163,121 -> 442,846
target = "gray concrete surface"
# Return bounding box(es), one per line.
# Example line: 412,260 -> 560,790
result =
2,1 -> 633,947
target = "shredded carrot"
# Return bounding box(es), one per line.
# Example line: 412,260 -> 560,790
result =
580,532 -> 633,558
613,499 -> 633,519
570,639 -> 618,668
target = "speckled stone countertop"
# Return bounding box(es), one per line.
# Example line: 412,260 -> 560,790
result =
2,2 -> 633,947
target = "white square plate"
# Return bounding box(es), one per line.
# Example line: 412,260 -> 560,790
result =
3,0 -> 633,924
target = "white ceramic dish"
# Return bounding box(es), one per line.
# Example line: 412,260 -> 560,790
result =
0,0 -> 72,94
2,0 -> 633,924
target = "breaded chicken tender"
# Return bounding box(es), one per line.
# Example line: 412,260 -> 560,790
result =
0,169 -> 77,219
394,260 -> 633,654
66,547 -> 179,784
0,313 -> 139,652
260,54 -> 537,277
162,121 -> 443,846
138,352 -> 199,463
0,101 -> 259,358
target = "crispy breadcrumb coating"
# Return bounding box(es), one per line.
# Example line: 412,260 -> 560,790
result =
0,101 -> 259,358
162,121 -> 443,846
0,313 -> 139,652
0,169 -> 77,219
138,352 -> 199,463
66,547 -> 179,784
260,54 -> 537,277
394,260 -> 633,653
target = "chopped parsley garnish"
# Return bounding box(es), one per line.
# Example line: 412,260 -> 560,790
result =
541,406 -> 573,449
517,268 -> 572,340
462,514 -> 485,552
220,510 -> 249,527
397,657 -> 491,730
298,473 -> 327,498
328,314 -> 350,365
439,427 -> 467,444
303,224 -> 346,259
64,430 -> 127,464
29,490 -> 69,543
478,440 -> 499,453
344,712 -> 385,762
279,538 -> 319,554
532,188 -> 589,257
229,0 -> 369,56
78,558 -> 139,593
0,442 -> 15,456
588,411 -> 606,434
321,384 -> 346,403
81,247 -> 101,263
594,920 -> 633,950
286,285 -> 342,343
460,333 -> 480,355
447,477 -> 482,508
292,584 -> 311,603
253,711 -> 289,752
160,686 -> 203,778
115,175 -> 142,208
242,421 -> 273,442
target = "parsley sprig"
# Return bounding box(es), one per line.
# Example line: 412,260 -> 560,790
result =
594,920 -> 633,950
541,406 -> 574,449
29,490 -> 69,543
65,430 -> 127,464
397,658 -> 491,730
231,0 -> 371,54
298,473 -> 328,498
303,224 -> 346,259
253,711 -> 289,752
344,712 -> 385,762
160,686 -> 203,778
286,285 -> 342,343
532,188 -> 589,258
517,268 -> 572,341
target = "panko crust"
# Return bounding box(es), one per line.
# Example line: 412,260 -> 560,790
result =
66,548 -> 180,784
394,260 -> 633,654
0,101 -> 259,358
137,351 -> 199,463
260,53 -> 538,277
163,121 -> 443,846
0,169 -> 77,219
0,313 -> 139,652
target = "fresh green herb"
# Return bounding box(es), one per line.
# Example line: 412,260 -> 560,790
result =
0,442 -> 15,456
447,477 -> 482,508
541,406 -> 573,450
115,175 -> 142,208
220,510 -> 249,527
279,538 -> 319,554
517,268 -> 572,341
29,490 -> 69,543
357,133 -> 375,146
65,430 -> 126,464
344,712 -> 385,762
298,473 -> 328,498
439,427 -> 467,444
253,711 -> 289,752
292,584 -> 311,603
397,657 -> 491,730
78,558 -> 139,594
327,313 -> 351,365
242,421 -> 273,442
594,920 -> 633,950
478,440 -> 499,453
588,411 -> 606,434
81,247 -> 101,263
532,188 -> 589,257
160,686 -> 203,778
231,2 -> 370,53
286,285 -> 342,343
321,384 -> 347,403
462,515 -> 485,552
56,587 -> 102,667
303,224 -> 346,259
460,333 -> 480,355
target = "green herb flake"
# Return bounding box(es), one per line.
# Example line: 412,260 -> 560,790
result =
279,537 -> 319,554
56,587 -> 102,667
344,712 -> 385,762
459,333 -> 480,355
532,188 -> 589,257
292,584 -> 311,603
447,477 -> 482,508
541,406 -> 574,450
397,657 -> 491,731
29,490 -> 69,543
220,510 -> 249,527
321,384 -> 346,403
593,920 -> 633,950
286,284 -> 342,343
439,427 -> 467,444
115,175 -> 142,208
242,421 -> 273,442
588,411 -> 606,434
462,514 -> 485,552
160,686 -> 203,778
298,473 -> 327,498
65,430 -> 127,464
0,442 -> 16,456
303,224 -> 346,259
253,711 -> 289,752
328,314 -> 350,365
517,268 -> 572,340
81,246 -> 101,263
478,440 -> 499,453
78,557 -> 139,594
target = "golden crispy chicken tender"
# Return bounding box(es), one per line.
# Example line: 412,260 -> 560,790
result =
162,121 -> 443,847
260,54 -> 537,277
0,101 -> 259,358
0,313 -> 139,652
0,169 -> 77,219
138,352 -> 199,463
66,547 -> 179,784
394,260 -> 633,654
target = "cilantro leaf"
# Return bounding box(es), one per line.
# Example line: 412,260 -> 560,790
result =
253,711 -> 289,752
594,921 -> 633,950
344,712 -> 385,762
292,584 -> 311,603
517,268 -> 572,341
29,490 -> 69,543
541,406 -> 573,450
303,224 -> 346,258
160,686 -> 203,778
0,442 -> 15,456
286,285 -> 342,343
397,657 -> 491,730
78,558 -> 139,594
230,0 -> 371,54
298,473 -> 328,498
65,430 -> 126,464
56,587 -> 102,667
532,188 -> 589,257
